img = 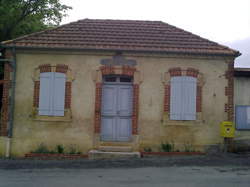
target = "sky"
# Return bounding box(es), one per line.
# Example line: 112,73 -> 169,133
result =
61,0 -> 250,67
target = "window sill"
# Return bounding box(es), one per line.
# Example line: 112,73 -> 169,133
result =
32,108 -> 72,122
33,116 -> 72,122
162,120 -> 203,126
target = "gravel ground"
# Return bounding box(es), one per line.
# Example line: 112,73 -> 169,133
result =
0,153 -> 250,169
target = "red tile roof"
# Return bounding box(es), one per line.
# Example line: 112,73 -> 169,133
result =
2,19 -> 240,56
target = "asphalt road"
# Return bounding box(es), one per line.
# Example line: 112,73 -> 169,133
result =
0,166 -> 250,187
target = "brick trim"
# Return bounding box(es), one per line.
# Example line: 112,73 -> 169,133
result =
94,65 -> 139,135
225,62 -> 234,121
56,64 -> 68,73
164,67 -> 202,119
94,82 -> 102,133
132,84 -> 139,134
33,81 -> 40,107
163,84 -> 170,112
65,82 -> 71,109
39,64 -> 51,73
169,67 -> 182,76
33,64 -> 71,112
0,63 -> 12,136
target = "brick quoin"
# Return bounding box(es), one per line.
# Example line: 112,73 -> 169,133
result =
94,65 -> 139,135
164,67 -> 202,116
225,62 -> 234,121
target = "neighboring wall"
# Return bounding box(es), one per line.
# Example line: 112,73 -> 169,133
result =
0,137 -> 5,157
9,50 -> 231,156
234,74 -> 250,140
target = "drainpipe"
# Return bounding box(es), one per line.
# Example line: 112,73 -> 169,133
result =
0,47 -> 16,158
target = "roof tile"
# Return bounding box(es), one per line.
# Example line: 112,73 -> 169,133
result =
2,19 -> 239,56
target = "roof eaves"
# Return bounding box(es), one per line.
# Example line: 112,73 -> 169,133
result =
0,44 -> 240,57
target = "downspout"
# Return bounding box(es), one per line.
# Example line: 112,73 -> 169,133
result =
3,47 -> 16,158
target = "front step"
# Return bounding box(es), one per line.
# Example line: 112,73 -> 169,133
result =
88,150 -> 141,160
99,146 -> 132,152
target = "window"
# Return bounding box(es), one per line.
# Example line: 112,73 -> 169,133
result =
103,75 -> 133,83
235,106 -> 250,130
170,76 -> 197,120
38,72 -> 66,116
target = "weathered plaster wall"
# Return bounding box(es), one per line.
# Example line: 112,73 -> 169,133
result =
10,50 -> 229,156
234,77 -> 250,139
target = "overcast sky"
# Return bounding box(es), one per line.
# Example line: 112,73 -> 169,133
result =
61,0 -> 250,67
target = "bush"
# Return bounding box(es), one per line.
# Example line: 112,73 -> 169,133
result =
56,145 -> 64,154
161,142 -> 174,152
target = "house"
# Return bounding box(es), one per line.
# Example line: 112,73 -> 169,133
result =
0,19 -> 240,157
234,68 -> 250,151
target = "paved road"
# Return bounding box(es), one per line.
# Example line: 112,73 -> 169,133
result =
0,166 -> 250,187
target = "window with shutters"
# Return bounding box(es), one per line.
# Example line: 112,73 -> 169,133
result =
163,67 -> 203,123
33,64 -> 72,121
170,76 -> 197,120
39,72 -> 66,116
235,106 -> 250,130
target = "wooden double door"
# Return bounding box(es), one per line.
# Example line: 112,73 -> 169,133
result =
101,76 -> 133,142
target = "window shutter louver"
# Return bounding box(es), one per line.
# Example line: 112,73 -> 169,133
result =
53,73 -> 66,116
38,72 -> 53,115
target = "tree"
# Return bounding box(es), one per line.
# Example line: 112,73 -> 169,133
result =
0,0 -> 72,42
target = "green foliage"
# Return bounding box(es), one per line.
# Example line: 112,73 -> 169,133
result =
31,143 -> 83,154
161,142 -> 174,152
0,0 -> 72,41
183,142 -> 195,152
143,147 -> 152,152
56,144 -> 64,154
31,143 -> 50,153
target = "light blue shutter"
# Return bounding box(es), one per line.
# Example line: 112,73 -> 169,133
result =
170,76 -> 197,120
182,76 -> 197,120
236,106 -> 250,130
170,77 -> 182,120
39,72 -> 53,115
52,72 -> 66,116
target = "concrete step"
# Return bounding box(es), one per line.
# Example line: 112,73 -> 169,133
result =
88,150 -> 141,160
99,146 -> 132,152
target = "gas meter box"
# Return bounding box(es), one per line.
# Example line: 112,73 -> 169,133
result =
220,121 -> 235,138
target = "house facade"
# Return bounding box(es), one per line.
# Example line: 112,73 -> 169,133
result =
0,19 -> 239,157
234,68 -> 250,150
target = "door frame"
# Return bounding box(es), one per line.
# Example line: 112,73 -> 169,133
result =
92,65 -> 142,149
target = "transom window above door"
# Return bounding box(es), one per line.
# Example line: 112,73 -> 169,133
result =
103,75 -> 133,83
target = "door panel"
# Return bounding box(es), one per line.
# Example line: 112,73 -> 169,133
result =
101,117 -> 116,141
117,118 -> 132,141
118,86 -> 133,116
101,85 -> 117,116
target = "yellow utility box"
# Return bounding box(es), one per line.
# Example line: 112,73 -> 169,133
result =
220,121 -> 235,138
